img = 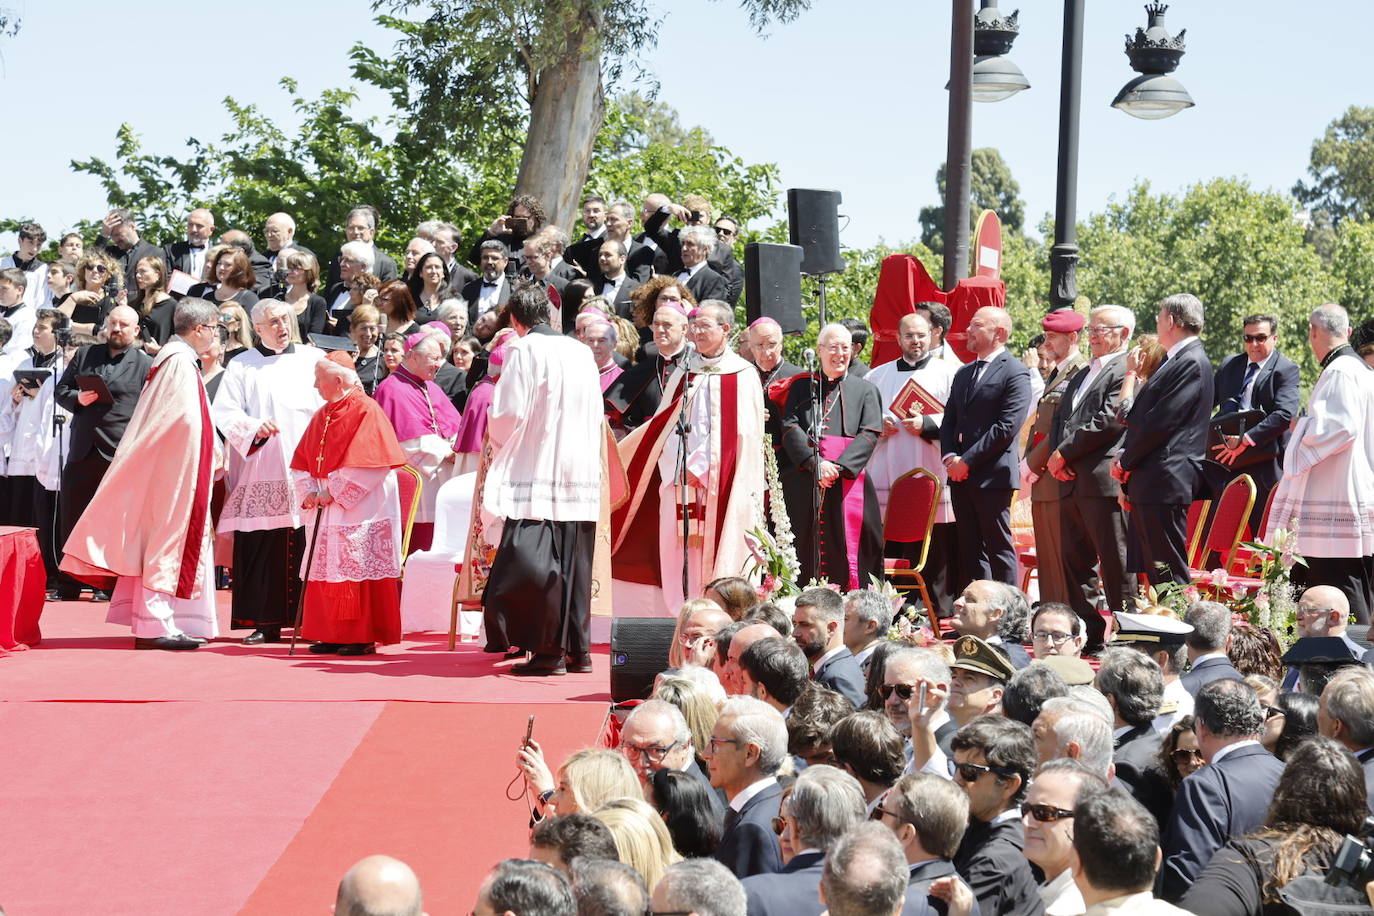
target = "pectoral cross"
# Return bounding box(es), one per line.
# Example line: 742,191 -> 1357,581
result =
313,408 -> 336,475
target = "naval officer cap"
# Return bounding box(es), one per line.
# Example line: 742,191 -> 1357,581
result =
1112,610 -> 1193,648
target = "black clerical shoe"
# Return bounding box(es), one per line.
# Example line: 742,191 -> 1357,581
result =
337,643 -> 376,656
482,643 -> 511,654
309,643 -> 342,654
511,655 -> 567,677
503,648 -> 526,660
92,590 -> 112,602
565,654 -> 593,674
243,627 -> 282,645
134,635 -> 201,651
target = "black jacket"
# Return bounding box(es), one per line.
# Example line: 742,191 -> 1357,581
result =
1211,350 -> 1301,465
715,781 -> 783,879
940,350 -> 1033,489
953,815 -> 1044,916
54,344 -> 154,462
1119,337 -> 1214,505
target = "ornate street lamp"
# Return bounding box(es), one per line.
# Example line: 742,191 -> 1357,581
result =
1113,3 -> 1195,120
972,2 -> 1029,103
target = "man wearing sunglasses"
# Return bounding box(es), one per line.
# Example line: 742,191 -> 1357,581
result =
1280,586 -> 1372,691
881,647 -> 957,771
948,717 -> 1043,916
1209,312 -> 1300,533
876,772 -> 971,916
1022,759 -> 1105,916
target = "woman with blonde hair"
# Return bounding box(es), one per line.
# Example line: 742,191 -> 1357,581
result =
217,303 -> 253,363
653,675 -> 719,767
593,797 -> 682,890
64,251 -> 123,336
516,744 -> 641,821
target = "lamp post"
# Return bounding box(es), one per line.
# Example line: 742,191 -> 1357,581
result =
940,1 -> 1193,309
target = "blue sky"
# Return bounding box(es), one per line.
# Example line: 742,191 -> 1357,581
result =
0,0 -> 1360,254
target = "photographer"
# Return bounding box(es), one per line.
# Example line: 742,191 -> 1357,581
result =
1180,736 -> 1369,916
470,194 -> 545,277
95,209 -> 161,294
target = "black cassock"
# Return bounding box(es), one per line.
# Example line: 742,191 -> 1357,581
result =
779,372 -> 884,589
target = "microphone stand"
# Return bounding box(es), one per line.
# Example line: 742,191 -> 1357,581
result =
48,343 -> 67,585
806,350 -> 823,581
675,366 -> 693,601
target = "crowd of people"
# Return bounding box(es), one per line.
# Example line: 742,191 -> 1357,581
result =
4,190 -> 1374,912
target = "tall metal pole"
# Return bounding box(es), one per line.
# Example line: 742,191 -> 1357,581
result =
1049,0 -> 1085,310
942,0 -> 974,290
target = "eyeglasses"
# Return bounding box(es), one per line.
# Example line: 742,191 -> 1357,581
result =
88,265 -> 109,274
620,740 -> 682,764
869,806 -> 903,823
707,736 -> 742,753
878,683 -> 917,702
1296,605 -> 1334,617
1264,705 -> 1285,720
1171,748 -> 1204,764
678,632 -> 714,648
714,226 -> 736,237
1021,802 -> 1075,823
1085,325 -> 1124,336
770,815 -> 789,835
949,760 -> 1016,782
1243,333 -> 1271,343
820,344 -> 851,353
1031,630 -> 1075,645
220,315 -> 240,324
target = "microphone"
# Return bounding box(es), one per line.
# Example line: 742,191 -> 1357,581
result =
803,348 -> 816,365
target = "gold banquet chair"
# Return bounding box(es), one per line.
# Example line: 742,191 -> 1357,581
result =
881,468 -> 943,639
394,465 -> 424,563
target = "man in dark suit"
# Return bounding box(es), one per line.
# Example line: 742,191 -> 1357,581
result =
885,646 -> 960,766
741,766 -> 866,916
710,217 -> 746,308
96,208 -> 162,293
1317,665 -> 1374,812
879,771 -> 973,916
461,240 -> 514,328
324,206 -> 398,290
567,201 -> 652,285
1095,648 -> 1174,826
949,717 -> 1045,916
1179,601 -> 1243,696
940,306 -> 1032,589
1209,312 -> 1301,532
1047,306 -> 1135,649
619,700 -> 725,821
263,212 -> 316,273
53,306 -> 153,599
1114,292 -> 1214,585
675,225 -> 729,304
1159,679 -> 1284,901
791,586 -> 867,708
594,240 -> 640,319
162,208 -> 216,284
709,696 -> 788,879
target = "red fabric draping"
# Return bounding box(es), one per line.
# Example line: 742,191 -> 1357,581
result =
868,254 -> 1006,368
290,388 -> 407,477
0,526 -> 46,651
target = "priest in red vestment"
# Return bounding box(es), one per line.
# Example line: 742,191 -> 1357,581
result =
290,353 -> 408,655
60,298 -> 223,650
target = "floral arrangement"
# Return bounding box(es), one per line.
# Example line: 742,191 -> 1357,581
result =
744,435 -> 801,598
1146,524 -> 1303,648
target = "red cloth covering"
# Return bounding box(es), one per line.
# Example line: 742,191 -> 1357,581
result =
290,388 -> 407,477
299,578 -> 401,645
867,255 -> 1006,368
0,526 -> 45,651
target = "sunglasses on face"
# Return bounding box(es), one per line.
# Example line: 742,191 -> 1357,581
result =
878,683 -> 917,702
88,265 -> 109,274
1021,803 -> 1075,823
1243,333 -> 1271,343
949,760 -> 1016,782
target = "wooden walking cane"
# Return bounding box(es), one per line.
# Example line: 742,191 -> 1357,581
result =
289,506 -> 325,657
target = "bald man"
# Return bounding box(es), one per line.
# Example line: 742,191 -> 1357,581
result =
53,304 -> 154,600
163,208 -> 216,280
335,855 -> 425,916
1282,586 -> 1373,689
939,306 -> 1032,589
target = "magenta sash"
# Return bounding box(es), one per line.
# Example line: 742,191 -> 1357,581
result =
820,436 -> 866,590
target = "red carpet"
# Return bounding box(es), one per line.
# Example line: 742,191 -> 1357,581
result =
1,593 -> 613,915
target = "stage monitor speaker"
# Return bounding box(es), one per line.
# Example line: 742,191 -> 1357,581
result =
744,242 -> 805,336
787,188 -> 844,276
610,617 -> 676,702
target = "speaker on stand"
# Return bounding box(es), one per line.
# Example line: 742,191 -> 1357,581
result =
786,188 -> 845,325
744,243 -> 805,335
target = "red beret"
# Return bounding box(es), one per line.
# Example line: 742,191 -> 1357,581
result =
326,350 -> 356,371
1042,309 -> 1085,333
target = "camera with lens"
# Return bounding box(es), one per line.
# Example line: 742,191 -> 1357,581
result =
103,276 -> 120,298
1326,814 -> 1374,890
55,327 -> 73,348
507,216 -> 530,236
689,209 -> 704,223
272,268 -> 287,288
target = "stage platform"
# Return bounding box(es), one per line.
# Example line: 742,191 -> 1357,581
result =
0,592 -> 611,915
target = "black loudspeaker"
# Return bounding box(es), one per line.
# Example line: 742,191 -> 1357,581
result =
610,617 -> 676,702
744,243 -> 805,336
787,188 -> 845,276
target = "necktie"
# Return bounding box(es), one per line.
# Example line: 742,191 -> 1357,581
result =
723,808 -> 740,834
965,360 -> 986,402
1225,361 -> 1260,413
482,281 -> 497,289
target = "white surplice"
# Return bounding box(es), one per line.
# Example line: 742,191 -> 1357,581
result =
1265,353 -> 1374,557
864,356 -> 958,524
0,355 -> 71,488
291,467 -> 402,583
212,345 -> 325,533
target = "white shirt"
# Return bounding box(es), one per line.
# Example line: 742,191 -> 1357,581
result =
729,776 -> 778,812
1041,867 -> 1087,916
1072,348 -> 1128,410
186,245 -> 208,280
678,261 -> 705,284
1165,335 -> 1200,360
1238,351 -> 1276,412
477,275 -> 506,314
1208,738 -> 1261,766
600,273 -> 626,299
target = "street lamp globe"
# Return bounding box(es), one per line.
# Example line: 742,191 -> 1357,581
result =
973,55 -> 1030,103
1113,2 -> 1194,120
1112,73 -> 1194,119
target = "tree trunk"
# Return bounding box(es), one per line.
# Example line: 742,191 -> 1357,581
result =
515,7 -> 605,232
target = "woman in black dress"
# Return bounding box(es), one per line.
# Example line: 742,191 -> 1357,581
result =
132,256 -> 176,354
276,248 -> 327,341
347,303 -> 385,395
407,251 -> 448,322
376,280 -> 421,338
64,252 -> 121,336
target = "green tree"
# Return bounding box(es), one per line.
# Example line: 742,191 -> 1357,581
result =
1294,106 -> 1374,225
919,148 -> 1027,255
1329,218 -> 1374,318
1077,178 -> 1336,385
359,0 -> 811,229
